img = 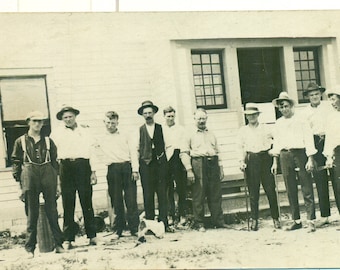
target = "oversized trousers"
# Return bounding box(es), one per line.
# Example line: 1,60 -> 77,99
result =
22,163 -> 63,253
280,149 -> 316,220
107,162 -> 139,234
332,146 -> 340,214
60,159 -> 96,240
191,156 -> 224,227
245,151 -> 279,220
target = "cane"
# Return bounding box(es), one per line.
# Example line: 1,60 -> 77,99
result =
273,173 -> 281,223
243,171 -> 250,231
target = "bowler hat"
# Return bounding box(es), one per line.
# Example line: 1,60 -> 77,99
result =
243,103 -> 261,115
26,111 -> 46,121
326,86 -> 340,98
137,100 -> 159,115
272,92 -> 296,107
56,105 -> 80,120
303,82 -> 326,96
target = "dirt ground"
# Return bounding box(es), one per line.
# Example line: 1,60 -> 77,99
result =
1,207 -> 340,270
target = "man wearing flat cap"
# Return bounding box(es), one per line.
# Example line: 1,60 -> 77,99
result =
301,82 -> 335,227
324,87 -> 340,218
137,100 -> 170,231
238,103 -> 280,231
11,111 -> 64,258
51,105 -> 98,248
271,92 -> 317,232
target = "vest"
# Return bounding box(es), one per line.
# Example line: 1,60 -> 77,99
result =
139,123 -> 166,164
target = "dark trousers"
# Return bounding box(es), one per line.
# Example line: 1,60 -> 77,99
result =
139,158 -> 168,226
22,163 -> 63,253
332,146 -> 340,214
60,159 -> 96,240
107,162 -> 139,234
313,135 -> 332,217
280,149 -> 316,220
167,149 -> 187,218
191,156 -> 224,227
245,152 -> 279,220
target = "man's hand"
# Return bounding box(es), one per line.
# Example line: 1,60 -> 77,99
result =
325,156 -> 334,169
187,169 -> 195,184
18,188 -> 25,202
132,172 -> 139,182
219,165 -> 224,181
239,161 -> 247,172
271,157 -> 278,175
305,156 -> 314,173
90,171 -> 97,185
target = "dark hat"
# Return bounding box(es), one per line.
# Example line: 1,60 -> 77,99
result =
56,105 -> 80,120
137,100 -> 159,115
303,82 -> 326,96
272,92 -> 295,107
243,103 -> 261,115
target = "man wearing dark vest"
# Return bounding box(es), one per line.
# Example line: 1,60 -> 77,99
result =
137,100 -> 170,231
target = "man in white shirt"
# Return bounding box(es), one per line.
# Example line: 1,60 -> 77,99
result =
51,105 -> 98,248
324,87 -> 340,217
162,106 -> 187,226
99,111 -> 139,237
238,103 -> 280,231
271,92 -> 317,232
302,82 -> 334,227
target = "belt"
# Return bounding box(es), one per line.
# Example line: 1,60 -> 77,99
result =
246,150 -> 269,155
192,156 -> 217,161
61,158 -> 88,162
281,148 -> 304,152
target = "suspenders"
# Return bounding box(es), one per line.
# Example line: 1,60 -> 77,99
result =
21,135 -> 51,165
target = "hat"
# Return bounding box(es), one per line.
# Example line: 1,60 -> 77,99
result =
137,100 -> 159,115
26,111 -> 46,121
326,86 -> 340,98
303,82 -> 326,96
56,105 -> 80,120
243,103 -> 261,115
272,92 -> 296,107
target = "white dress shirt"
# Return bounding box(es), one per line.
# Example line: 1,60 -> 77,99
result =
238,123 -> 273,161
98,130 -> 139,172
271,114 -> 317,157
323,110 -> 340,157
163,123 -> 185,161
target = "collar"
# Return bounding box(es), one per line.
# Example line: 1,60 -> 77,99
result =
65,123 -> 78,130
197,128 -> 208,132
106,129 -> 120,135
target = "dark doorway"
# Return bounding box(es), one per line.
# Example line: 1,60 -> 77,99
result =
237,48 -> 282,105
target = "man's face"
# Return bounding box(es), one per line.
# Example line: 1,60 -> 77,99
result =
246,113 -> 259,124
194,111 -> 208,130
28,119 -> 43,132
278,100 -> 294,118
142,107 -> 155,122
62,111 -> 77,128
329,94 -> 340,111
307,90 -> 322,106
164,111 -> 175,127
104,117 -> 118,133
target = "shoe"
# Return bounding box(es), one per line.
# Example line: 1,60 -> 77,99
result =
55,245 -> 65,254
316,217 -> 330,228
64,241 -> 74,250
308,221 -> 316,233
250,219 -> 258,231
273,219 -> 281,229
165,226 -> 175,233
25,251 -> 34,259
130,230 -> 138,237
168,216 -> 174,226
179,216 -> 187,226
286,222 -> 302,231
89,237 -> 98,246
197,224 -> 206,232
214,223 -> 230,229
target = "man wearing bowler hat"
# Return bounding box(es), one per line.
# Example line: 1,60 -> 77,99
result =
238,103 -> 280,231
271,92 -> 317,232
11,111 -> 64,258
301,82 -> 335,227
51,105 -> 98,248
137,100 -> 170,231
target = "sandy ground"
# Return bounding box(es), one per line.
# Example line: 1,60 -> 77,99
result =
1,208 -> 340,270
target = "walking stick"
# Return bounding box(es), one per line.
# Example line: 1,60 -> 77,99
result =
243,171 -> 250,231
273,173 -> 281,223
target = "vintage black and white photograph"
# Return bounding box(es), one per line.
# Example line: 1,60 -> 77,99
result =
0,1 -> 340,269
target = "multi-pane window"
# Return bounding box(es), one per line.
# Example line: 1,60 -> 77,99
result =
293,47 -> 321,103
191,50 -> 227,109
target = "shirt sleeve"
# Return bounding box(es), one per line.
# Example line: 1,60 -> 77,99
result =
237,126 -> 246,162
179,130 -> 192,171
302,120 -> 317,157
323,114 -> 334,157
11,138 -> 23,182
49,138 -> 59,172
269,121 -> 280,157
128,133 -> 139,172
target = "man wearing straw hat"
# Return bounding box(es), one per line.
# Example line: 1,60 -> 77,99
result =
324,87 -> 340,218
301,82 -> 334,227
238,103 -> 280,231
271,92 -> 317,232
11,111 -> 64,258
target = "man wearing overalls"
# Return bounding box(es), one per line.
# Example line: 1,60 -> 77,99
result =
11,111 -> 64,258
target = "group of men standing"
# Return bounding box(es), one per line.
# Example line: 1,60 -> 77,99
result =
11,100 -> 227,257
239,82 -> 340,233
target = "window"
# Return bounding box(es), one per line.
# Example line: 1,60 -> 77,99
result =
191,50 -> 227,109
0,76 -> 51,167
293,47 -> 321,103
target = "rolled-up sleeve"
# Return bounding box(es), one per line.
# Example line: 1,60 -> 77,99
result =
179,132 -> 192,171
